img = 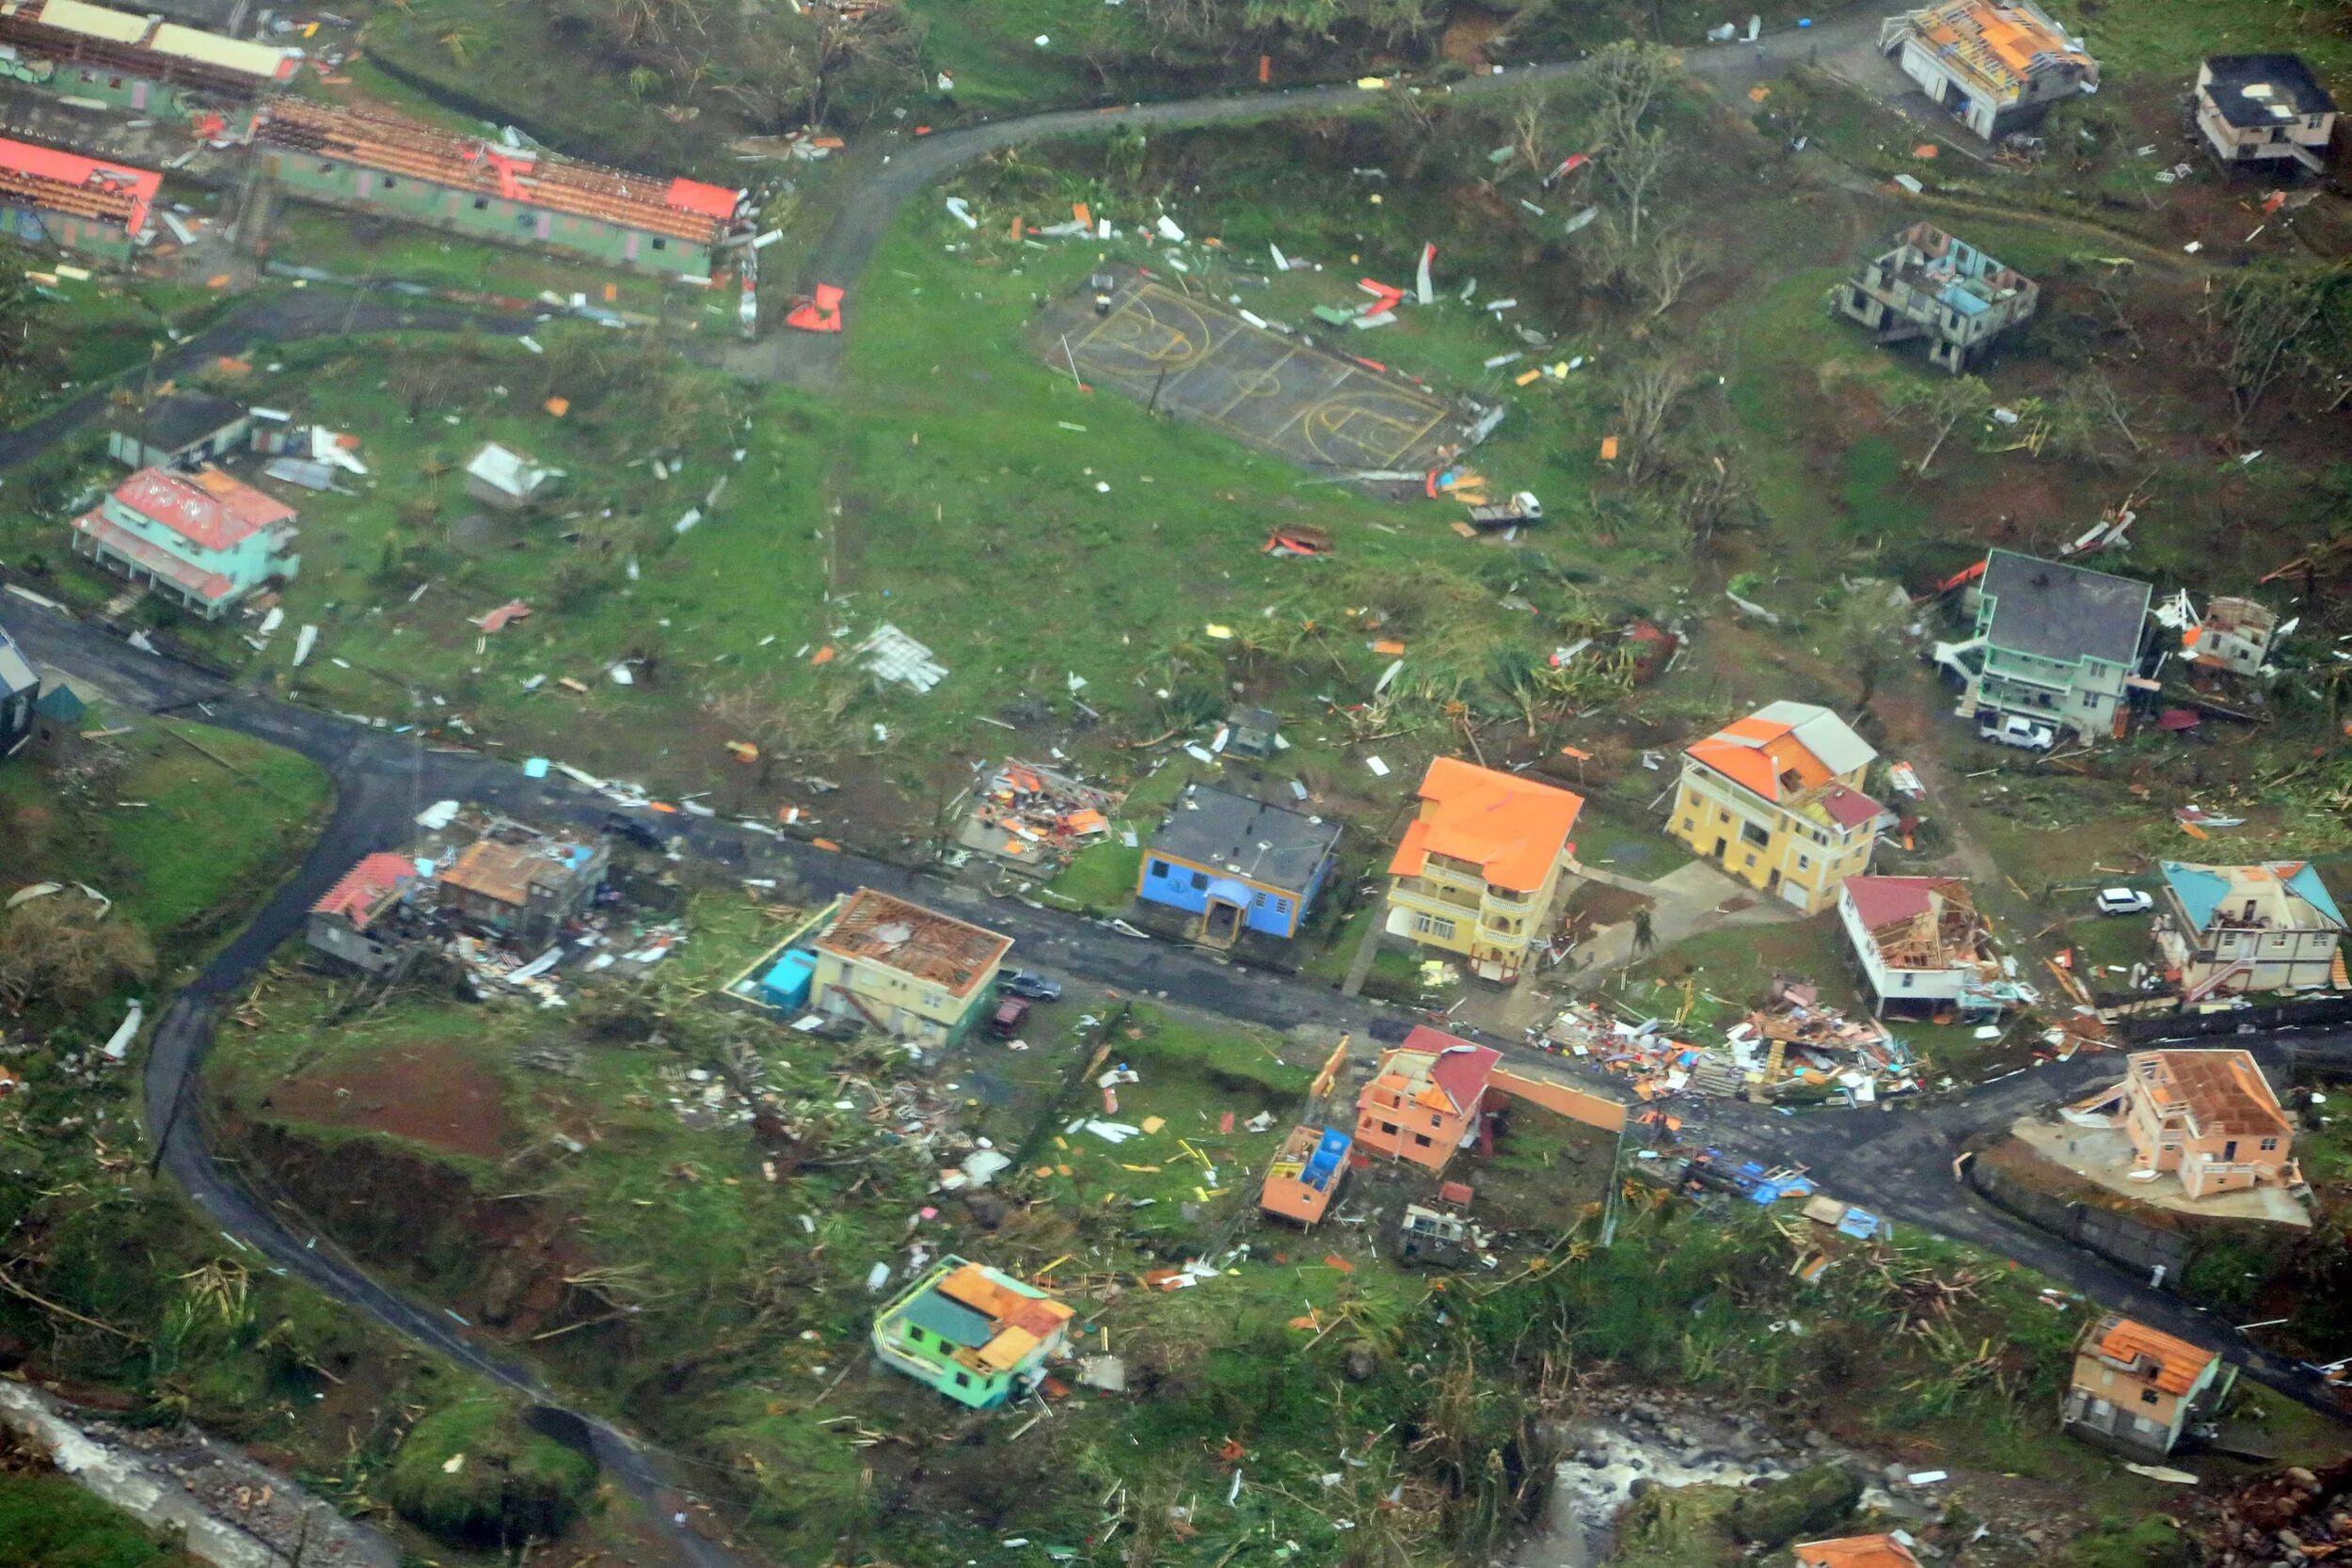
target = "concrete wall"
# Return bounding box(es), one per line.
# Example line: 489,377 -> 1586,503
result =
1488,1067 -> 1627,1133
1963,1153 -> 2188,1279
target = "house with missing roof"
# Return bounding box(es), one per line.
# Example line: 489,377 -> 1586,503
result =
2195,55 -> 2336,175
433,835 -> 608,948
1668,702 -> 1883,915
1384,757 -> 1583,985
463,442 -> 563,511
1836,223 -> 2037,373
1353,1025 -> 1501,1173
871,1257 -> 1073,1409
1136,783 -> 1340,947
0,0 -> 297,119
306,852 -> 422,975
70,466 -> 300,619
2062,1312 -> 2233,1459
1837,875 -> 2029,1018
809,887 -> 1013,1049
1878,0 -> 2097,142
2116,1049 -> 2297,1201
249,99 -> 740,277
1949,549 -> 2151,744
2154,861 -> 2345,1002
0,135 -> 158,260
105,389 -> 251,471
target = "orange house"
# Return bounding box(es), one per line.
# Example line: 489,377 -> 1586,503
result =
1383,757 -> 1583,983
1353,1025 -> 1500,1171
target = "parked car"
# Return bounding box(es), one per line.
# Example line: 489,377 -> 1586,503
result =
601,811 -> 670,850
997,971 -> 1063,1002
795,1015 -> 864,1042
989,997 -> 1032,1037
1979,713 -> 2056,752
2095,888 -> 2154,916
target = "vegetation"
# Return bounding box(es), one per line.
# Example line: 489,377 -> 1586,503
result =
0,1469 -> 195,1568
386,1395 -> 598,1547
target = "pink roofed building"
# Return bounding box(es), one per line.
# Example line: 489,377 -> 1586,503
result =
0,135 -> 160,260
71,466 -> 299,619
1354,1024 -> 1502,1172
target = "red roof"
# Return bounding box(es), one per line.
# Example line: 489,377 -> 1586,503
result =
113,466 -> 295,552
1843,876 -> 1954,929
665,176 -> 740,220
1403,1024 -> 1501,1115
0,135 -> 159,235
310,852 -> 415,928
1820,784 -> 1884,830
72,509 -> 235,601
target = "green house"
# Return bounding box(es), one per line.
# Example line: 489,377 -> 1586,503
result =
871,1258 -> 1074,1410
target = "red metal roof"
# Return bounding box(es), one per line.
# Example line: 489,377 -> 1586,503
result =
1843,876 -> 1958,930
1401,1024 -> 1502,1115
310,852 -> 415,928
1820,784 -> 1886,829
112,466 -> 294,552
0,135 -> 159,235
72,509 -> 235,601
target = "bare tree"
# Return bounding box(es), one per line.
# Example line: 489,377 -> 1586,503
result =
0,899 -> 154,1014
2049,367 -> 2151,464
1598,128 -> 1668,247
1607,221 -> 1711,318
1586,39 -> 1675,145
1612,356 -> 1694,485
1888,373 -> 1993,477
2205,263 -> 2336,434
1677,450 -> 1754,553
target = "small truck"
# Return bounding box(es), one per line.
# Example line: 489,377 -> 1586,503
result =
1466,491 -> 1543,528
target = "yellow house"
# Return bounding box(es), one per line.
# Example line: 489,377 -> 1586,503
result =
1668,702 -> 1884,914
1385,757 -> 1583,984
809,887 -> 1013,1048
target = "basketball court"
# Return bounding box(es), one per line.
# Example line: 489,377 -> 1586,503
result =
1042,279 -> 1457,475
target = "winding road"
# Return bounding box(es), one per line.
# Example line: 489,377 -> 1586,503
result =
4,12 -> 2344,1562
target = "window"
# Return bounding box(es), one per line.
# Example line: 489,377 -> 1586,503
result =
107,76 -> 122,89
473,197 -> 489,210
1685,789 -> 1701,807
1430,1113 -> 1443,1128
906,1325 -> 926,1344
652,237 -> 668,250
1718,809 -> 1732,824
382,176 -> 397,189
1797,855 -> 1811,871
1190,871 -> 1207,892
1147,859 -> 1168,879
2261,1137 -> 2279,1151
318,160 -> 336,174
1412,912 -> 1455,941
1378,1121 -> 1397,1137
1680,817 -> 1694,832
1740,821 -> 1771,849
954,1371 -> 971,1387
2139,1388 -> 2159,1406
1414,1134 -> 1433,1148
1743,853 -> 1757,868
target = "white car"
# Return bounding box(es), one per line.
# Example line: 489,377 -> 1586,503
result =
2096,888 -> 2153,916
1979,713 -> 2057,752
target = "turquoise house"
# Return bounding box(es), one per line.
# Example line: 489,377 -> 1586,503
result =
70,467 -> 299,620
871,1258 -> 1073,1410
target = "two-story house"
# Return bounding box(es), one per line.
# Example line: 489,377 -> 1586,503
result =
2195,55 -> 2336,176
433,835 -> 608,948
1353,1026 -> 1500,1173
1878,0 -> 2098,142
809,887 -> 1013,1049
306,852 -> 422,975
1836,223 -> 2038,374
1384,757 -> 1583,985
2062,1313 -> 2232,1460
1668,702 -> 1883,914
1952,550 -> 2151,744
1836,876 -> 2020,1018
2119,1049 -> 2296,1201
2154,861 -> 2344,1002
1136,783 -> 1340,947
71,467 -> 300,620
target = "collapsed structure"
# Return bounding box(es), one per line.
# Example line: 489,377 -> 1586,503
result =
247,98 -> 743,278
1836,223 -> 2038,374
955,759 -> 1114,876
0,135 -> 158,259
1836,876 -> 2033,1019
1878,0 -> 2098,141
0,0 -> 298,119
434,835 -> 609,948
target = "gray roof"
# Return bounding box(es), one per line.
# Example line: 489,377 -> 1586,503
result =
1149,784 -> 1340,895
0,625 -> 36,698
1980,549 -> 2151,668
118,391 -> 246,454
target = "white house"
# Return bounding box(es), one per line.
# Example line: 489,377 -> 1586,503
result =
1879,0 -> 2098,142
464,442 -> 563,511
2195,55 -> 2335,175
2155,861 -> 2345,1003
1837,875 -> 2024,1018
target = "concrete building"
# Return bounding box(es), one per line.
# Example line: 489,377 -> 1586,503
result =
1668,702 -> 1883,914
105,389 -> 251,471
809,887 -> 1012,1049
2154,861 -> 2344,1002
2195,55 -> 2335,175
2120,1049 -> 2296,1201
433,835 -> 607,948
0,0 -> 298,119
2062,1313 -> 2231,1459
1952,550 -> 2150,744
250,99 -> 741,278
305,852 -> 421,975
871,1258 -> 1073,1410
0,135 -> 157,260
1836,223 -> 2038,373
1261,1125 -> 1351,1227
463,442 -> 561,511
70,466 -> 299,619
1384,757 -> 1583,984
1837,876 -> 2026,1018
0,622 -> 37,759
2184,595 -> 2278,679
1353,1025 -> 1499,1173
1136,783 -> 1339,946
1878,0 -> 2097,141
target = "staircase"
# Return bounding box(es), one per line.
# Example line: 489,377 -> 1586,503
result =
102,586 -> 146,621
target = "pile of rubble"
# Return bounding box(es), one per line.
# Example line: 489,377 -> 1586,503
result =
2209,1460 -> 2352,1568
1527,979 -> 1919,1106
955,758 -> 1119,875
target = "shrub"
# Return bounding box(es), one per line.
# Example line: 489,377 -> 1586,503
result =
388,1395 -> 596,1547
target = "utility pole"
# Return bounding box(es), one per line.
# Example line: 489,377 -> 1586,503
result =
1597,1116 -> 1629,1248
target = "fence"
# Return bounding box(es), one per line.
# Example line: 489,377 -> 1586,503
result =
2112,995 -> 2352,1043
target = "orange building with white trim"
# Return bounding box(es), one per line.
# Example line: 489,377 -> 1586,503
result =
1353,1025 -> 1499,1172
1384,757 -> 1581,984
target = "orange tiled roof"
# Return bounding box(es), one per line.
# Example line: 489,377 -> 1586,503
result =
1388,756 -> 1581,893
2137,1050 -> 2291,1138
0,134 -> 159,234
1795,1537 -> 1923,1568
252,99 -> 739,246
2087,1313 -> 2217,1396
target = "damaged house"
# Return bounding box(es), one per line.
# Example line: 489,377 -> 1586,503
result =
433,835 -> 608,947
2182,595 -> 2279,680
2195,55 -> 2336,175
305,852 -> 422,975
1138,783 -> 1339,947
0,0 -> 298,119
2063,1314 -> 2233,1460
1836,223 -> 2038,374
2155,860 -> 2345,1001
1878,0 -> 2097,142
2075,1048 -> 2299,1202
70,466 -> 299,620
1837,875 -> 2031,1018
871,1258 -> 1073,1410
1353,1026 -> 1500,1173
808,887 -> 1012,1049
0,135 -> 158,261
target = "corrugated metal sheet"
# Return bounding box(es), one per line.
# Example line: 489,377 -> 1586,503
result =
32,0 -> 148,44
149,22 -> 296,79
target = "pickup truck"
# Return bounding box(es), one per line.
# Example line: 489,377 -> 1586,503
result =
1979,713 -> 2056,752
1466,491 -> 1544,528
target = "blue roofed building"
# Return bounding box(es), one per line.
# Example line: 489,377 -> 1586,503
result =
2155,860 -> 2345,1002
1837,222 -> 2038,373
1136,783 -> 1340,948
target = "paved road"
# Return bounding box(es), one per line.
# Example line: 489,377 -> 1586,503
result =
15,601 -> 2349,1450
